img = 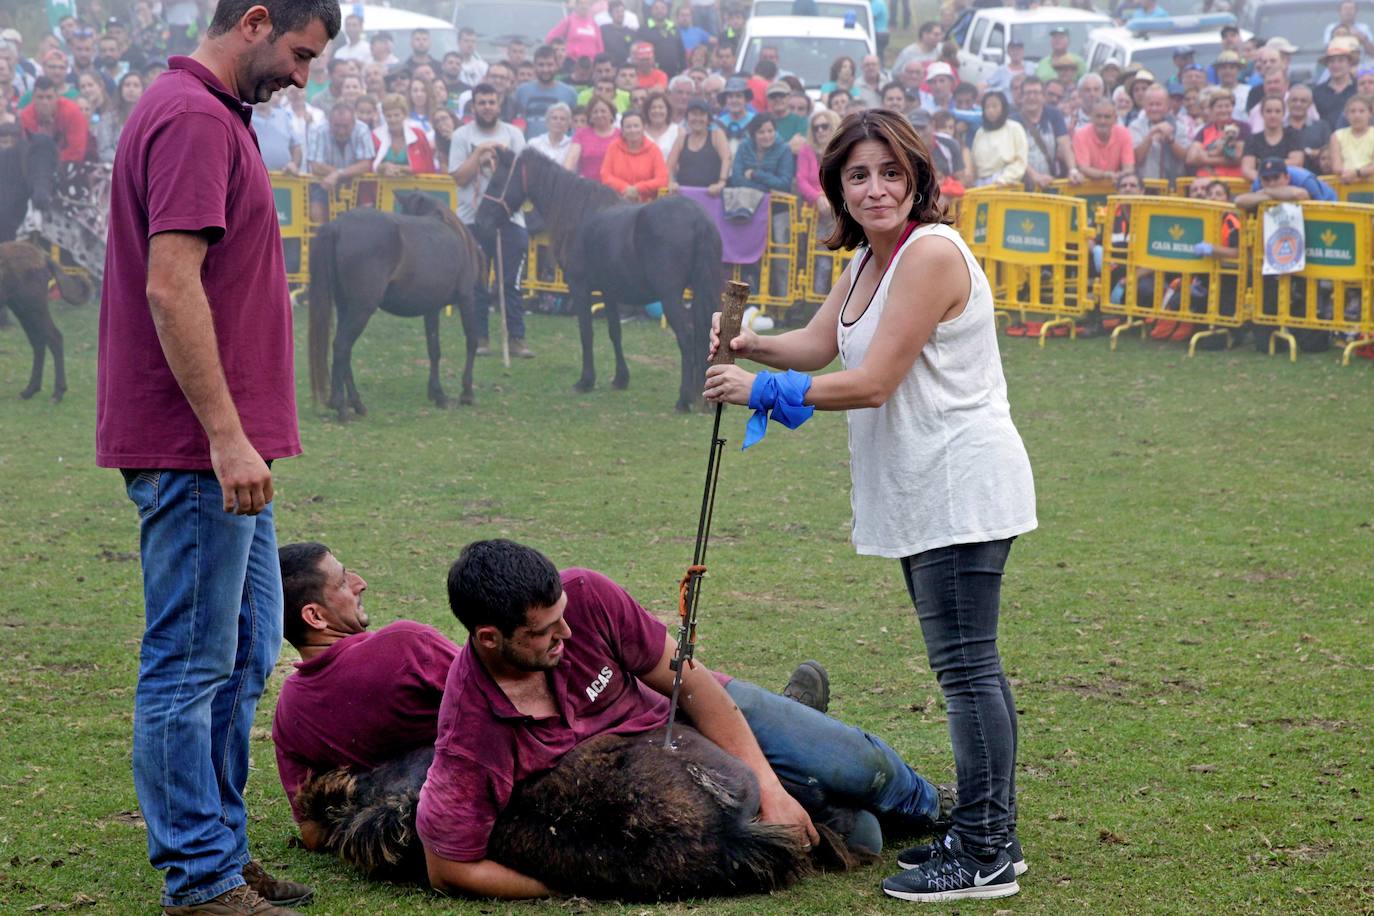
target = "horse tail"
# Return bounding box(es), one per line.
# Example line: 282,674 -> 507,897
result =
308,221 -> 337,405
45,256 -> 90,305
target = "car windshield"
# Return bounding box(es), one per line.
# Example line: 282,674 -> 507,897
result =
752,1 -> 874,35
454,2 -> 564,43
381,28 -> 459,59
1252,5 -> 1368,51
740,35 -> 872,89
1129,41 -> 1222,75
1010,22 -> 1098,60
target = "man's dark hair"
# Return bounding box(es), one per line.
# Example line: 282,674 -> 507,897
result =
32,76 -> 57,93
280,541 -> 331,648
443,50 -> 462,62
471,81 -> 499,101
593,52 -> 613,67
534,44 -> 557,62
208,0 -> 341,41
328,55 -> 350,75
412,27 -> 429,37
918,21 -> 940,39
447,539 -> 563,636
753,59 -> 777,80
1020,76 -> 1043,91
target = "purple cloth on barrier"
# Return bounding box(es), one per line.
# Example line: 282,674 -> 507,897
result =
678,186 -> 769,265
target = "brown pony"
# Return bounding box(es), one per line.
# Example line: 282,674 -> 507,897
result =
295,726 -> 875,900
0,240 -> 90,403
307,192 -> 485,421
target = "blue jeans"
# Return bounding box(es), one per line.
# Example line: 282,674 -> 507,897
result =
472,219 -> 528,340
727,678 -> 943,852
122,470 -> 283,907
900,539 -> 1017,857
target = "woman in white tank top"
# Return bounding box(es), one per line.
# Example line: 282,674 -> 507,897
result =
704,110 -> 1035,904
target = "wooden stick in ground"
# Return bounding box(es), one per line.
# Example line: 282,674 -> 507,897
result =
713,280 -> 749,366
495,232 -> 511,368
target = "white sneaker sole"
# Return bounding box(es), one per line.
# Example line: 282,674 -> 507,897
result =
899,858 -> 1027,877
883,880 -> 1021,902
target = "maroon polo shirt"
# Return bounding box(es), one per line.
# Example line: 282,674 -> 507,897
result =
415,568 -> 731,862
96,56 -> 301,470
272,621 -> 461,821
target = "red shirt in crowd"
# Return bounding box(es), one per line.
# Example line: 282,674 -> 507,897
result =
1072,122 -> 1136,173
96,56 -> 302,470
19,96 -> 88,162
415,568 -> 730,863
272,621 -> 461,820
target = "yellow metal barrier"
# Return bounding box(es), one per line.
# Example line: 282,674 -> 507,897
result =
1048,178 -> 1116,227
965,192 -> 1093,345
1321,175 -> 1374,205
268,172 -> 311,285
1248,200 -> 1374,364
1098,196 -> 1247,355
375,174 -> 458,214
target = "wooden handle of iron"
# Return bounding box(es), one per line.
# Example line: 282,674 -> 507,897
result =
713,281 -> 750,366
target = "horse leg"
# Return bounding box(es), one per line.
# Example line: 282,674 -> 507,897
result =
662,295 -> 696,413
456,292 -> 480,406
604,299 -> 630,390
12,300 -> 47,400
423,310 -> 449,408
331,306 -> 375,421
572,283 -> 596,392
43,307 -> 65,403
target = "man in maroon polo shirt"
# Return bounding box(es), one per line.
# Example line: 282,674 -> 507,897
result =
97,1 -> 339,914
417,539 -> 952,899
270,541 -> 461,828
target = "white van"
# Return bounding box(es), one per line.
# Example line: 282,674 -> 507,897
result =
345,4 -> 461,60
735,15 -> 876,100
949,8 -> 1111,86
750,0 -> 875,42
1085,14 -> 1251,79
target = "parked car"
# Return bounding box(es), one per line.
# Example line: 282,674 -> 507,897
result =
949,8 -> 1111,86
1237,0 -> 1374,82
1086,14 -> 1252,79
348,4 -> 461,60
750,0 -> 875,42
735,14 -> 876,99
452,0 -> 567,63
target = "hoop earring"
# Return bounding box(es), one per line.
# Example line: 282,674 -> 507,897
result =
841,201 -> 849,214
914,192 -> 924,206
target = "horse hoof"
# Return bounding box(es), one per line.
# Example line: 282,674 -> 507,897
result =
50,391 -> 65,405
459,392 -> 474,406
612,376 -> 629,390
19,387 -> 38,400
573,380 -> 595,393
675,400 -> 692,414
432,395 -> 451,409
352,403 -> 368,417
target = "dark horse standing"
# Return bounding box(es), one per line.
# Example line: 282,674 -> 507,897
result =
478,147 -> 723,412
309,192 -> 485,421
0,240 -> 91,402
0,125 -> 57,244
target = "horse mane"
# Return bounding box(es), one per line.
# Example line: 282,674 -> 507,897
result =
517,147 -> 623,264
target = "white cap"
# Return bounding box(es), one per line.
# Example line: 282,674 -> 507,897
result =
925,61 -> 955,81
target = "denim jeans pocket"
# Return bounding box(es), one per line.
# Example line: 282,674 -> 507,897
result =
122,469 -> 161,519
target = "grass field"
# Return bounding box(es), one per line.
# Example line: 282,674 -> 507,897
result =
0,299 -> 1371,915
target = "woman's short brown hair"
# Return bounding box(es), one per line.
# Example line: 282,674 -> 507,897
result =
819,109 -> 951,250
381,92 -> 408,116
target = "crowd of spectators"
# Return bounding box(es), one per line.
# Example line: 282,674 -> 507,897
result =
5,0 -> 1374,249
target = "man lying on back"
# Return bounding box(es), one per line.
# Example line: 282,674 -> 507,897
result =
417,539 -> 953,899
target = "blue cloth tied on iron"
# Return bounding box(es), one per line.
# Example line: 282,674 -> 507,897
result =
743,370 -> 815,449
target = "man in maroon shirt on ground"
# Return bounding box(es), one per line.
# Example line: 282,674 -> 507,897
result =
97,0 -> 339,913
270,541 -> 461,832
417,539 -> 952,899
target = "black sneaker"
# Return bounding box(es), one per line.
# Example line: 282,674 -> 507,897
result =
781,660 -> 829,713
897,831 -> 1026,878
882,832 -> 1020,902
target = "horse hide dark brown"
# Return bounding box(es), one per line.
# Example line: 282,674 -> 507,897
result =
295,726 -> 867,900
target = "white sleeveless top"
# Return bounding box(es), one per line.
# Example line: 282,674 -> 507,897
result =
837,223 -> 1037,558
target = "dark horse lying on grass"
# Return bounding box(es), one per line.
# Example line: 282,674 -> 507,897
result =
309,192 -> 485,421
0,240 -> 91,403
477,147 -> 723,412
296,726 -> 874,901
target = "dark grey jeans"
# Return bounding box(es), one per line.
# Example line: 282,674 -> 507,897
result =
900,538 -> 1018,857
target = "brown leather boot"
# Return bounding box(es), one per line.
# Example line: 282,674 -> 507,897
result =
163,884 -> 301,915
242,860 -> 313,907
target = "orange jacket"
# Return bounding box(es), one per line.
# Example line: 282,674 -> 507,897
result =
600,136 -> 667,201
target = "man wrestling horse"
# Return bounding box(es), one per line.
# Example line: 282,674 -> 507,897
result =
272,539 -> 955,900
